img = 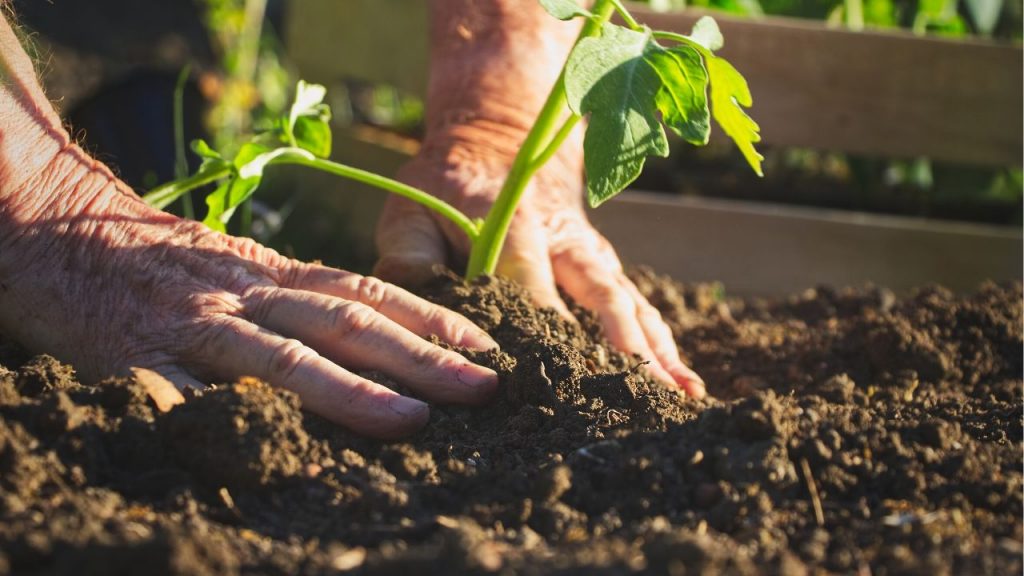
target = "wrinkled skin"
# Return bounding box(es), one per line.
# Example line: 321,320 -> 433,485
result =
0,14 -> 498,439
375,0 -> 705,397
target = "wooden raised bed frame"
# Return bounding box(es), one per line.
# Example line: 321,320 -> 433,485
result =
285,0 -> 1023,296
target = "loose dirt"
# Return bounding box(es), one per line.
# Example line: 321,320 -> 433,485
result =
0,270 -> 1020,575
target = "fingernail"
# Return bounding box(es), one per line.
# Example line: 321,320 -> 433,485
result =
456,364 -> 499,392
461,329 -> 500,351
671,366 -> 707,399
387,395 -> 429,419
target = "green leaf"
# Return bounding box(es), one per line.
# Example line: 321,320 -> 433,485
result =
539,0 -> 593,20
200,143 -> 268,232
567,24 -> 717,206
705,55 -> 763,176
688,16 -> 724,52
650,46 -> 710,146
202,177 -> 258,233
293,115 -> 332,158
285,80 -> 330,147
191,139 -> 221,160
202,144 -> 318,231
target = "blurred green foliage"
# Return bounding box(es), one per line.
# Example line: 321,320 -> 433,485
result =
640,0 -> 1020,37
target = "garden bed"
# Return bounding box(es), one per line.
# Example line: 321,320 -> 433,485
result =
0,270 -> 1020,574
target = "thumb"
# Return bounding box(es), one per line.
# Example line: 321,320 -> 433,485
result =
374,196 -> 447,287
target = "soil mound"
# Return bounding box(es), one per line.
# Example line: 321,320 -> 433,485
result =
0,271 -> 1020,574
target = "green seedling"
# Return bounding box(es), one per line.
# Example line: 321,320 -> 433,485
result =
144,0 -> 762,279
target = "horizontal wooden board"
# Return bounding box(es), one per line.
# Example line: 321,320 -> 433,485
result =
589,191 -> 1023,296
285,1 -> 1022,165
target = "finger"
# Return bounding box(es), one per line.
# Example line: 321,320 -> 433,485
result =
195,315 -> 430,439
621,280 -> 707,398
497,214 -> 573,319
552,249 -> 678,386
285,265 -> 497,351
246,287 -> 498,405
374,197 -> 447,288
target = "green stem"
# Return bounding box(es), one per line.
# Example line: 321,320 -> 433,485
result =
610,0 -> 642,30
652,30 -> 702,50
464,0 -> 616,279
284,156 -> 480,242
143,165 -> 231,209
528,115 -> 581,174
239,198 -> 253,237
173,65 -> 195,220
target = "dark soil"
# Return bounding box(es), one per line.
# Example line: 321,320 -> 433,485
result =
0,271 -> 1020,575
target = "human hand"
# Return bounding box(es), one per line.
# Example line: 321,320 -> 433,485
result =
374,134 -> 706,398
0,146 -> 499,439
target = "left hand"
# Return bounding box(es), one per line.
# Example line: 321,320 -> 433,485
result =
374,133 -> 705,398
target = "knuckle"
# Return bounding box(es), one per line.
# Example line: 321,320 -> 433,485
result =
239,284 -> 277,324
266,338 -> 315,383
351,275 -> 389,311
278,260 -> 311,289
330,301 -> 379,342
423,305 -> 464,341
177,289 -> 244,320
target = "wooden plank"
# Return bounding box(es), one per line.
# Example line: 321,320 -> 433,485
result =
631,6 -> 1023,167
286,1 -> 1022,166
589,191 -> 1023,296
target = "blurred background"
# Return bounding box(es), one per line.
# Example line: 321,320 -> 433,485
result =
9,0 -> 1023,294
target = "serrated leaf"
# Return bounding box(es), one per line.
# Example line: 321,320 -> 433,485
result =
689,16 -> 724,52
569,24 -> 723,206
650,46 -> 710,145
539,0 -> 593,20
705,55 -> 763,176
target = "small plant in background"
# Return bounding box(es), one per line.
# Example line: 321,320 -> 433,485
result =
146,0 -> 762,279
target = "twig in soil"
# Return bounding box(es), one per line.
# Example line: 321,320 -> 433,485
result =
218,486 -> 242,520
800,458 -> 825,527
629,360 -> 652,374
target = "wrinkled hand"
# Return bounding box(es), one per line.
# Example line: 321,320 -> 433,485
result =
374,137 -> 705,398
0,146 -> 499,439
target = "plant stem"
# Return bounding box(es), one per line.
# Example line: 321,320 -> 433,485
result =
528,115 -> 581,174
284,156 -> 480,241
143,165 -> 231,209
610,0 -> 642,31
239,197 -> 253,237
464,0 -> 617,279
173,65 -> 195,220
